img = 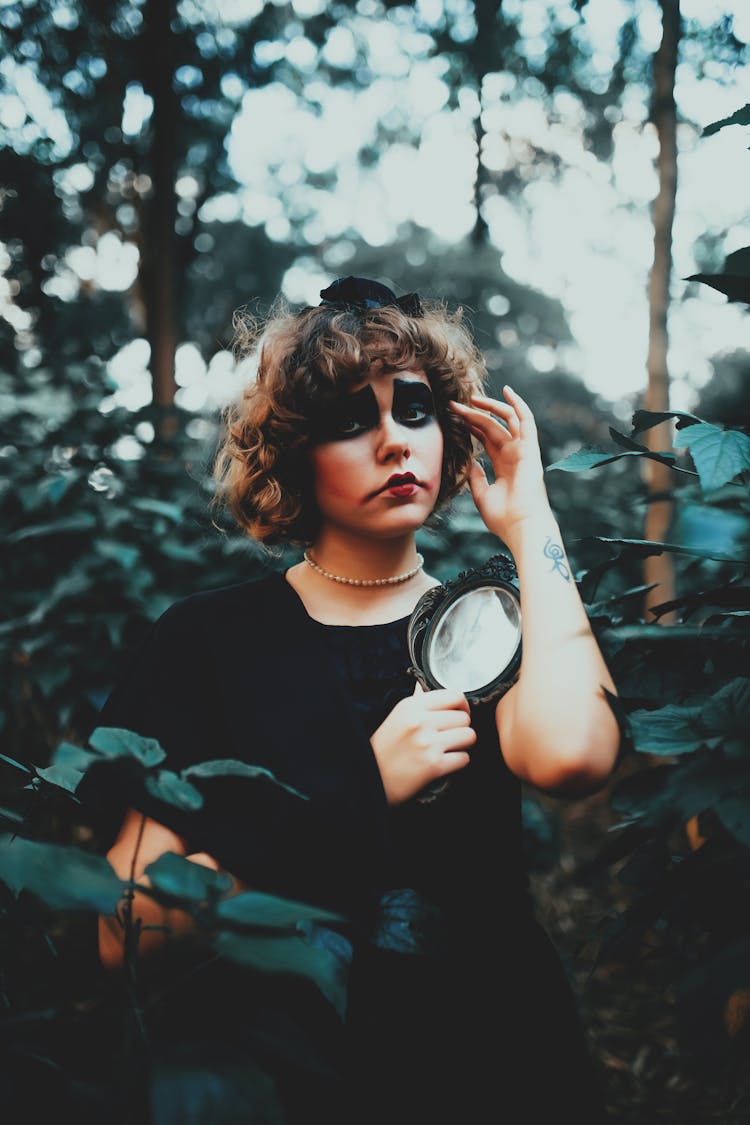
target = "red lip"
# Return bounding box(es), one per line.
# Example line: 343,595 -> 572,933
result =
378,473 -> 421,495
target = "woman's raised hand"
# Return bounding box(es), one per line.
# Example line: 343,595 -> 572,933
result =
448,385 -> 550,544
370,681 -> 475,805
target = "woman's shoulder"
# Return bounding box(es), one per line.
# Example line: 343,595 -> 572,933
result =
153,569 -> 288,634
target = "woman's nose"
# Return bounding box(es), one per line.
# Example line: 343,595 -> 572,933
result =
377,414 -> 411,462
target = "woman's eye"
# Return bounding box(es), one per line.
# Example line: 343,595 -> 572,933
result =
336,417 -> 365,435
399,403 -> 431,424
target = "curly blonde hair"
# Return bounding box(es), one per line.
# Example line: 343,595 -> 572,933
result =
211,296 -> 487,547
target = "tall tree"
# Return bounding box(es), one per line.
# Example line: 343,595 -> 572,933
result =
643,0 -> 681,623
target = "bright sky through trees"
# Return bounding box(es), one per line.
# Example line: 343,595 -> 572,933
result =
1,0 -> 748,416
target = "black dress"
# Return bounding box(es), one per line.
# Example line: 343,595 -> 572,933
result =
77,572 -> 606,1123
314,613 -> 606,1124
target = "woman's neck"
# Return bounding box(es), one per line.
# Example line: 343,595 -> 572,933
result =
284,532 -> 439,626
308,530 -> 421,585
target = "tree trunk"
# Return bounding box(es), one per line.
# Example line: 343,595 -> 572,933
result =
643,0 -> 680,624
470,0 -> 502,246
141,0 -> 178,431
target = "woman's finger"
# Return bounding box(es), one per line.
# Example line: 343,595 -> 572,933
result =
469,393 -> 521,438
453,408 -> 515,447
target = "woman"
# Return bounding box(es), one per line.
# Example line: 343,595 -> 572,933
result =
83,276 -> 620,1123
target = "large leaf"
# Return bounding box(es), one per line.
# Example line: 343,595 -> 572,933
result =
183,759 -> 309,801
144,852 -> 233,901
216,890 -> 343,931
701,679 -> 750,739
627,703 -> 706,756
215,930 -> 348,1019
672,421 -> 750,493
89,726 -> 167,768
145,770 -> 204,810
0,834 -> 124,912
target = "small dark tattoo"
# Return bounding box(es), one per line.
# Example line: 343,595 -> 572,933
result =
544,537 -> 570,581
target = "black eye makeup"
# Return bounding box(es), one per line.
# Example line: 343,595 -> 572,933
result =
311,384 -> 380,443
391,379 -> 436,427
310,379 -> 436,444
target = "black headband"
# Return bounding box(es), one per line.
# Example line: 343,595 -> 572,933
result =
318,275 -> 423,317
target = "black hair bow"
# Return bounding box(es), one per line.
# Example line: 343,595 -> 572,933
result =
319,276 -> 423,317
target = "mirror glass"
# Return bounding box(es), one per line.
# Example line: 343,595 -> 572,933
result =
427,586 -> 522,692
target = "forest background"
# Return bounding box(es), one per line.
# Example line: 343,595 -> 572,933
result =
1,0 -> 749,1122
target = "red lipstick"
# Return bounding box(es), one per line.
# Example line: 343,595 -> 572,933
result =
381,472 -> 420,497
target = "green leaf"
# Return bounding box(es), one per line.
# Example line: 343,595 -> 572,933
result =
672,422 -> 750,492
701,679 -> 750,738
89,726 -> 167,767
34,764 -> 84,794
0,834 -> 124,912
131,498 -> 184,521
145,770 -> 204,810
579,535 -> 745,565
215,930 -> 348,1019
144,851 -> 232,901
216,890 -> 343,931
95,539 -> 141,569
6,512 -> 97,543
630,409 -> 703,433
714,794 -> 750,848
627,704 -> 706,756
702,103 -> 750,135
608,427 -> 677,462
685,271 -> 750,304
52,741 -> 98,772
182,759 -> 310,801
545,444 -> 623,472
0,752 -> 32,775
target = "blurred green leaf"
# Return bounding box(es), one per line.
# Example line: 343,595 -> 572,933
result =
215,930 -> 347,1019
216,890 -> 343,930
145,770 -> 204,810
183,759 -> 310,801
0,835 -> 123,913
6,513 -> 97,543
89,726 -> 167,767
144,851 -> 232,901
34,763 -> 84,794
701,679 -> 750,738
627,702 -> 706,755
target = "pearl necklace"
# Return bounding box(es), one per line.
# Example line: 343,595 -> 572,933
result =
303,549 -> 424,587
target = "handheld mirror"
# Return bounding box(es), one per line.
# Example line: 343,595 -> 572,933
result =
407,553 -> 522,800
408,552 -> 522,703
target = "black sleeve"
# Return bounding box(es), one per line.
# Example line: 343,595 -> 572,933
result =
76,600 -> 229,852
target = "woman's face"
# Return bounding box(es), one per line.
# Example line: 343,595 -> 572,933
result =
308,367 -> 444,541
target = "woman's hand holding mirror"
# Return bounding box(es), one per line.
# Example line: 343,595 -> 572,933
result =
370,681 -> 475,806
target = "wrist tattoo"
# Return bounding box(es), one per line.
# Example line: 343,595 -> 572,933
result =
543,536 -> 570,582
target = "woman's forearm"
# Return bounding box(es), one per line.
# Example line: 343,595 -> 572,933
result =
496,504 -> 621,793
